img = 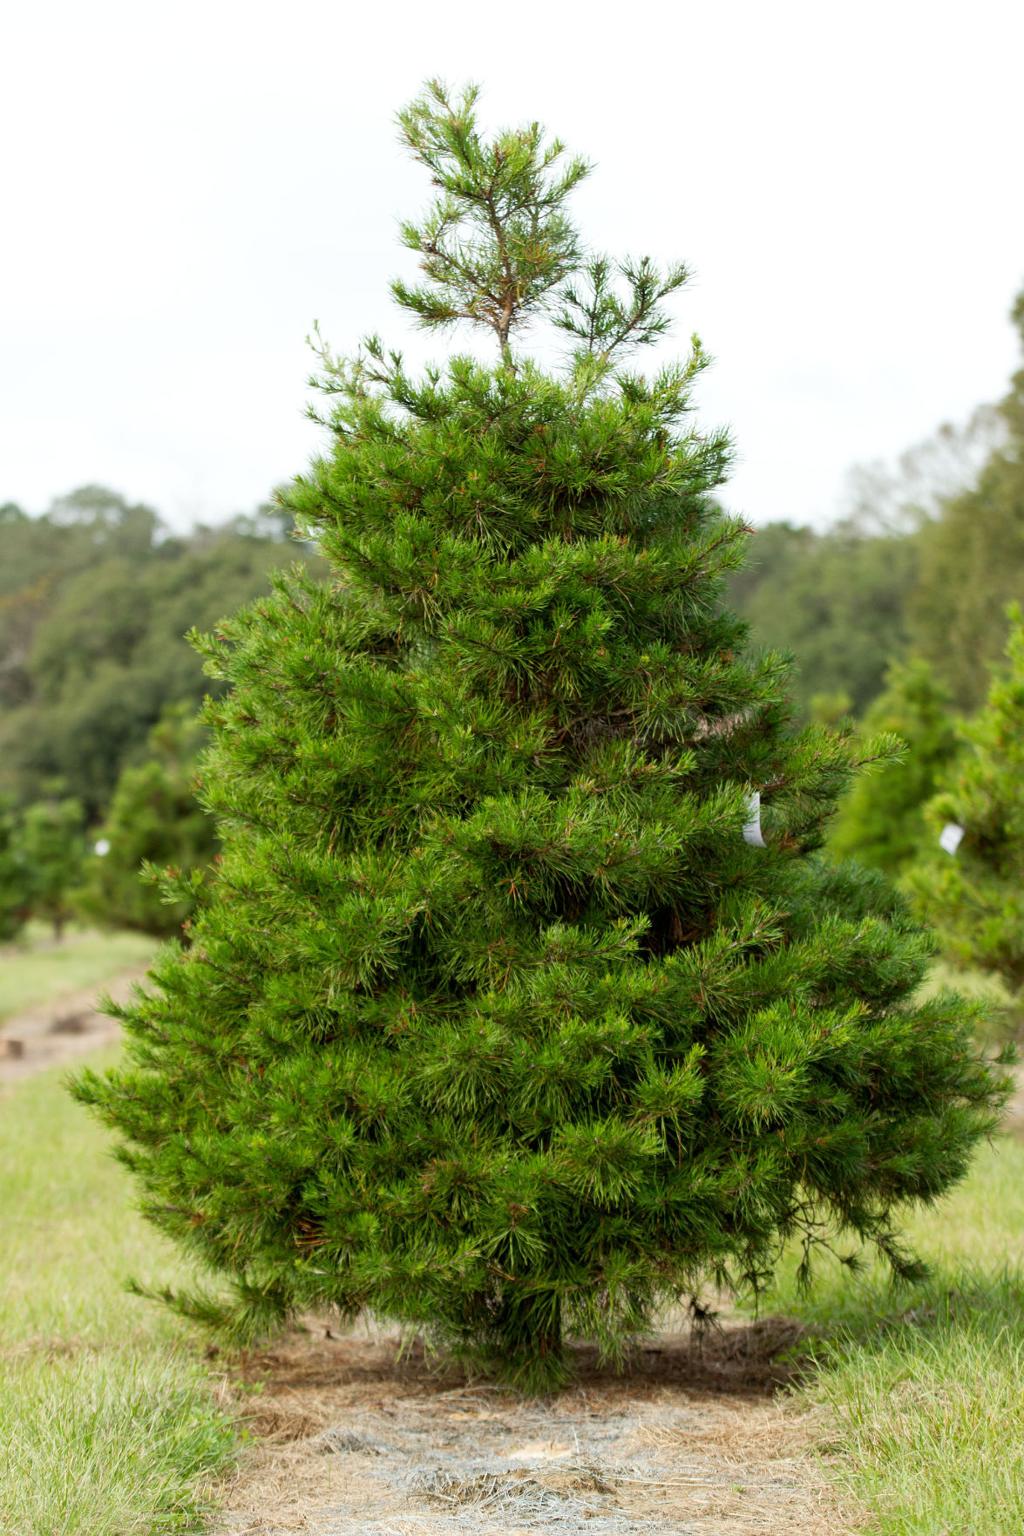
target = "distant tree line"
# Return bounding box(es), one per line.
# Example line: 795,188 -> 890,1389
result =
785,293 -> 1024,1026
0,484 -> 321,814
728,293 -> 1024,718
0,485 -> 322,941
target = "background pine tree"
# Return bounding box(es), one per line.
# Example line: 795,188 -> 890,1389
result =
906,610 -> 1024,999
0,799 -> 30,941
76,82 -> 1007,1390
74,705 -> 216,937
18,798 -> 86,941
830,659 -> 959,875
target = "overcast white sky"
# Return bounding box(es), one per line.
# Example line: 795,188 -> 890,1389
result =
3,0 -> 1022,531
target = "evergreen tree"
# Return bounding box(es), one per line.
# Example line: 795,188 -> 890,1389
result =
906,611 -> 1024,996
908,290 -> 1024,712
727,519 -> 918,716
807,690 -> 854,728
0,489 -> 323,815
76,83 -> 1006,1390
0,798 -> 30,941
19,797 -> 86,940
75,706 -> 216,937
830,660 -> 959,874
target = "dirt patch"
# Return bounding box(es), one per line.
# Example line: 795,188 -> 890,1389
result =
214,1318 -> 858,1535
0,968 -> 149,1085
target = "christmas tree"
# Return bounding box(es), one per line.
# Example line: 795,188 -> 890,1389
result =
75,705 -> 216,937
830,659 -> 959,875
76,83 -> 1006,1389
906,609 -> 1024,997
0,798 -> 30,941
19,797 -> 86,941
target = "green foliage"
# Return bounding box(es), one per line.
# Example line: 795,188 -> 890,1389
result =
17,797 -> 87,940
908,291 -> 1024,711
75,705 -> 217,937
0,798 -> 31,941
0,487 -> 322,814
906,611 -> 1024,995
728,520 -> 918,715
727,378 -> 1019,724
392,79 -> 590,362
830,660 -> 959,874
807,690 -> 854,728
76,84 -> 1006,1391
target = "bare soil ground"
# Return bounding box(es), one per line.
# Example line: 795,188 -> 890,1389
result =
214,1318 -> 858,1535
0,967 -> 148,1085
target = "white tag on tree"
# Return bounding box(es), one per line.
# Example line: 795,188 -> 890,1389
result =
939,822 -> 965,855
743,791 -> 767,848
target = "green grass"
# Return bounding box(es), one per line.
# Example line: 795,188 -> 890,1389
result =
0,1056 -> 236,1535
2,942 -> 1019,1533
763,1136 -> 1024,1534
0,922 -> 157,1022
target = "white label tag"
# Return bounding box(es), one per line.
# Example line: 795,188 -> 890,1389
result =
743,790 -> 767,848
939,822 -> 965,855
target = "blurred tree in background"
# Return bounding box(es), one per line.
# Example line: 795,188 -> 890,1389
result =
726,330 -> 1019,724
806,690 -> 855,728
0,799 -> 30,942
906,611 -> 1024,997
908,296 -> 1024,711
727,519 -> 918,715
0,486 -> 322,815
75,705 -> 215,937
17,798 -> 87,941
830,660 -> 960,875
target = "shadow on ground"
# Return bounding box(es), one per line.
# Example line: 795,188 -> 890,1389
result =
213,1315 -> 853,1535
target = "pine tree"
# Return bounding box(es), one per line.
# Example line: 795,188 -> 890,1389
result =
0,798 -> 30,941
830,659 -> 959,874
74,706 -> 216,937
75,82 -> 1007,1390
19,797 -> 86,940
905,611 -> 1024,996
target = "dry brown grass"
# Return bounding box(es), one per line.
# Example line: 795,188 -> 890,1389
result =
213,1317 -> 861,1535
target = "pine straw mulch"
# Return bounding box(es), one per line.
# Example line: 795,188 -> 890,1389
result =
212,1313 -> 862,1535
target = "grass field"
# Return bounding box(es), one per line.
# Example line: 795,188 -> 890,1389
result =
763,1136 -> 1024,1534
765,960 -> 1024,1531
0,921 -> 156,1022
0,1053 -> 236,1535
2,925 -> 1022,1534
6,1081 -> 1021,1536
